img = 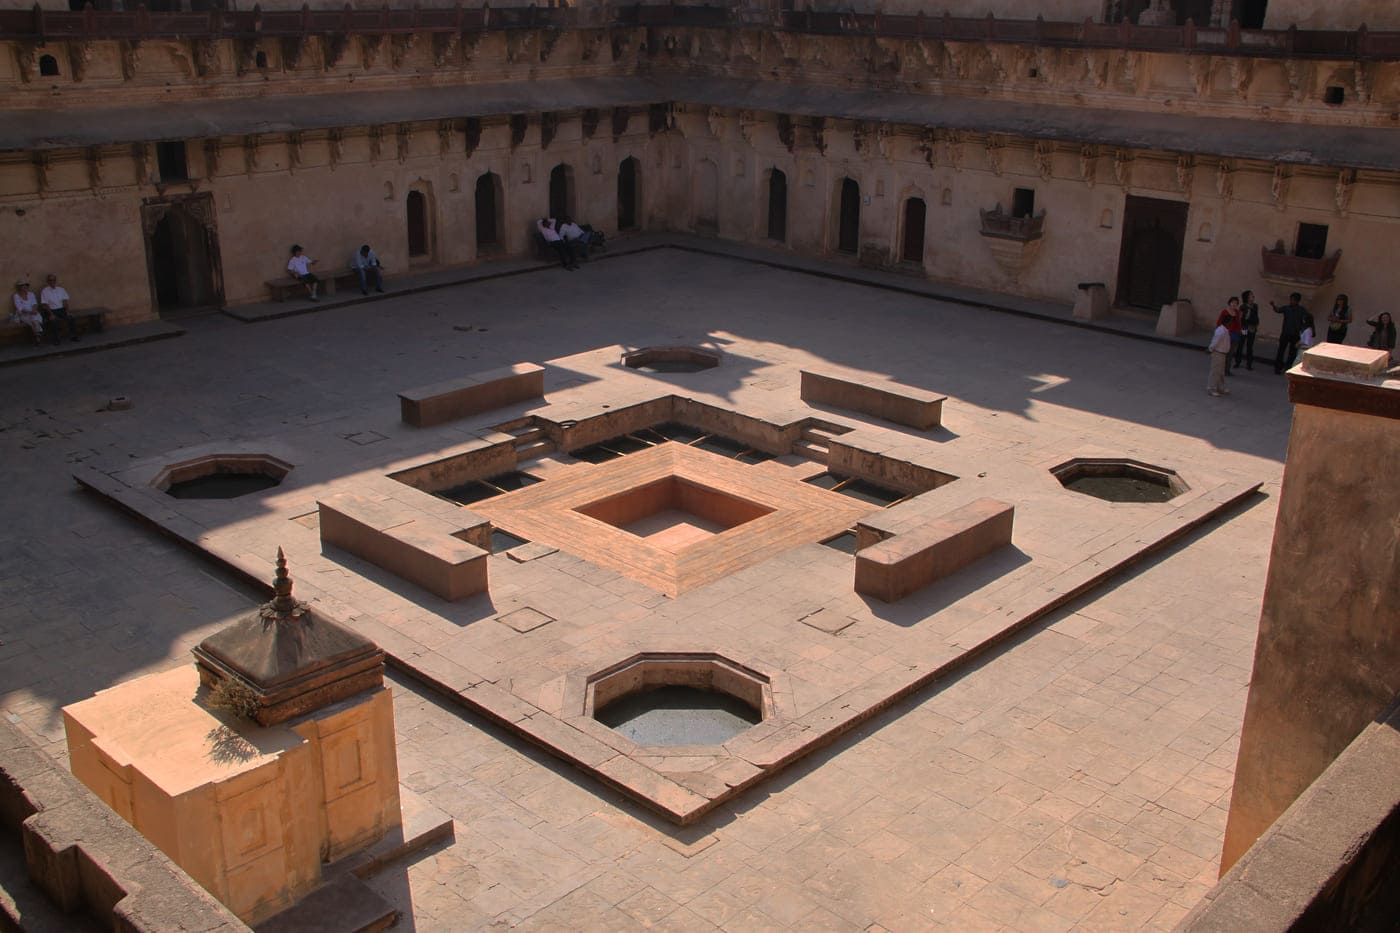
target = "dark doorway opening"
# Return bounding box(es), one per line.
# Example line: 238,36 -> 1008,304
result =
1011,187 -> 1036,219
475,172 -> 503,253
156,141 -> 188,183
1239,0 -> 1267,28
617,157 -> 640,229
1116,195 -> 1188,310
837,178 -> 860,254
407,190 -> 429,258
767,169 -> 787,242
901,198 -> 926,263
1295,223 -> 1328,259
39,54 -> 59,76
549,163 -> 575,220
1177,0 -> 1211,24
142,194 -> 224,316
694,160 -> 719,233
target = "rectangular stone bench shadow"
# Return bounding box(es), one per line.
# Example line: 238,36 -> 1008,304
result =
800,368 -> 945,430
318,491 -> 491,601
399,362 -> 544,428
854,497 -> 1014,603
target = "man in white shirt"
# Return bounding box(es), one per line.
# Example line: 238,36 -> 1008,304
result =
39,274 -> 78,343
287,245 -> 319,301
536,218 -> 578,271
10,280 -> 43,346
1207,317 -> 1232,397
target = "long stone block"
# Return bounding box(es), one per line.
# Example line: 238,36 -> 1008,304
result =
800,368 -> 944,430
854,497 -> 1014,603
399,362 -> 544,427
319,494 -> 488,601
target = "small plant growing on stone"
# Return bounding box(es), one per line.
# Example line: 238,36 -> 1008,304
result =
206,677 -> 261,721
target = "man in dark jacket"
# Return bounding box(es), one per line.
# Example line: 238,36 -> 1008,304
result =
1271,292 -> 1309,373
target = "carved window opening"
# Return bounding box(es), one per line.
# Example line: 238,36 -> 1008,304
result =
407,190 -> 429,258
837,178 -> 860,254
1012,188 -> 1036,220
1239,0 -> 1268,29
617,157 -> 641,230
39,55 -> 60,77
1323,86 -> 1345,106
255,50 -> 268,69
474,171 -> 503,253
1295,223 -> 1328,260
902,198 -> 926,263
156,141 -> 189,183
767,168 -> 787,242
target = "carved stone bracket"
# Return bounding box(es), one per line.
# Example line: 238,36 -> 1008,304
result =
396,123 -> 411,163
540,112 -> 559,150
1228,57 -> 1252,97
510,114 -> 528,148
327,129 -> 343,170
732,30 -> 760,65
985,135 -> 1006,177
1187,54 -> 1213,97
1270,162 -> 1290,211
917,128 -> 936,168
1353,60 -> 1371,104
738,110 -> 758,146
464,118 -> 481,157
368,125 -> 383,163
86,146 -> 104,188
943,129 -> 964,172
809,117 -> 826,156
1079,145 -> 1098,187
776,113 -> 795,152
705,107 -> 725,139
580,30 -> 605,62
462,31 -> 484,63
193,37 -> 218,77
1283,58 -> 1310,102
875,124 -> 893,160
1216,159 -> 1234,201
1113,148 -> 1133,188
1116,51 -> 1140,93
610,28 -> 634,62
242,135 -> 259,176
852,122 -> 869,157
437,120 -> 454,156
32,151 -> 50,195
120,40 -> 142,81
539,29 -> 563,63
431,32 -> 460,66
1176,154 -> 1195,194
506,30 -> 536,65
390,33 -> 417,69
1034,141 -> 1054,181
280,35 -> 307,71
1082,48 -> 1108,88
235,38 -> 259,75
1335,167 -> 1356,215
203,138 -> 221,178
13,40 -> 38,83
359,34 -> 386,70
287,132 -> 303,174
611,107 -> 630,141
68,40 -> 96,81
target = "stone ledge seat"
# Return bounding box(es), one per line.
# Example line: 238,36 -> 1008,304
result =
854,497 -> 1014,603
800,367 -> 945,430
265,267 -> 379,302
318,491 -> 489,601
399,361 -> 544,427
0,306 -> 108,346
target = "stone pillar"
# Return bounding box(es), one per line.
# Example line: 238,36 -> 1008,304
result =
1154,298 -> 1195,336
1219,345 -> 1400,873
1072,282 -> 1109,321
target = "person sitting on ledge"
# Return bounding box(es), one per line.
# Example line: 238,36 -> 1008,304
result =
1366,312 -> 1396,360
352,244 -> 384,295
10,280 -> 43,347
39,274 -> 78,344
287,245 -> 319,301
536,218 -> 577,271
558,217 -> 594,251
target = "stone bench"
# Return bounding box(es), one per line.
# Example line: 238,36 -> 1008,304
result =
318,492 -> 489,601
800,368 -> 945,430
266,267 -> 382,302
399,362 -> 545,428
0,306 -> 108,347
854,497 -> 1014,603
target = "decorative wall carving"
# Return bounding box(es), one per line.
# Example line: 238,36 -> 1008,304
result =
1176,154 -> 1195,194
1034,141 -> 1054,181
86,146 -> 104,188
203,138 -> 221,178
1335,167 -> 1356,215
1271,162 -> 1290,210
396,123 -> 412,163
241,135 -> 258,175
1216,159 -> 1234,201
1079,145 -> 1098,188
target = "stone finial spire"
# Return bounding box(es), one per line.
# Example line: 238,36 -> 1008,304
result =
269,546 -> 298,615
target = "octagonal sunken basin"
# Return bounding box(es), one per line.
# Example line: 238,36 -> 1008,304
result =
155,453 -> 293,500
587,653 -> 770,747
622,346 -> 721,373
1051,457 -> 1187,503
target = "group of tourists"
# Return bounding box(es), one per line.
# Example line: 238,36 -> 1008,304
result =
536,217 -> 601,271
1207,290 -> 1397,397
8,274 -> 79,346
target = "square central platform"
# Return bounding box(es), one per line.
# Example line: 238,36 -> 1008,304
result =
473,443 -> 872,596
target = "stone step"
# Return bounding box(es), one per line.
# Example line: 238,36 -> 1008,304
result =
511,426 -> 546,445
791,439 -> 829,461
514,439 -> 556,459
494,416 -> 538,437
801,426 -> 841,445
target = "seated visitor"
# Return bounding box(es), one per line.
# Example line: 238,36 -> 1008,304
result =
287,245 -> 319,301
536,218 -> 577,271
1366,312 -> 1396,359
10,280 -> 43,346
352,244 -> 384,295
39,273 -> 78,344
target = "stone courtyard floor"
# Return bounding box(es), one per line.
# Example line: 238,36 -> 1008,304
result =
0,247 -> 1294,931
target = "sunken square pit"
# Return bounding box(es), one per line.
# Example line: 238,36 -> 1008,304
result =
573,476 -> 774,552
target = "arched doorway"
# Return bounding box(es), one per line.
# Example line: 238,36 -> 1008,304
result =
141,194 -> 224,316
837,178 -> 860,254
407,190 -> 429,259
475,171 -> 503,254
901,198 -> 926,263
1116,195 -> 1188,310
549,163 -> 575,220
695,159 -> 719,234
767,168 -> 787,242
617,157 -> 641,230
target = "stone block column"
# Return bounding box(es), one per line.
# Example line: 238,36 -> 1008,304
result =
1220,345 -> 1400,872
